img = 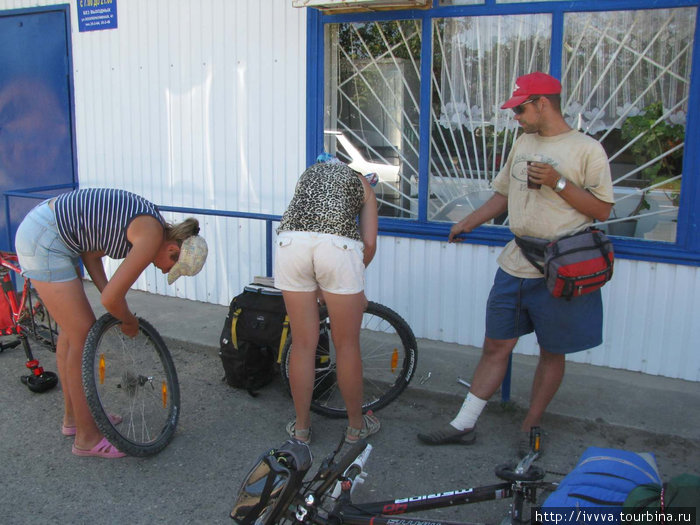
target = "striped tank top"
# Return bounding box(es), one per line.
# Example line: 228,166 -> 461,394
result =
53,188 -> 165,259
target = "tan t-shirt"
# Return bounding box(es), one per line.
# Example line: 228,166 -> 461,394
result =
492,130 -> 614,278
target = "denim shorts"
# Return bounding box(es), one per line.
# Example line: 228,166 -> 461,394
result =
15,200 -> 80,283
274,231 -> 365,294
485,268 -> 602,354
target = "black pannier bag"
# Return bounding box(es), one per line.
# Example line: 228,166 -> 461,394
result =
230,439 -> 312,524
219,283 -> 289,396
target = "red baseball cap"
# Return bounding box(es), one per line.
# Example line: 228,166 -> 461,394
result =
501,72 -> 562,109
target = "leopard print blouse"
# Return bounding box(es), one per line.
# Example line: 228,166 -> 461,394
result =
278,162 -> 365,241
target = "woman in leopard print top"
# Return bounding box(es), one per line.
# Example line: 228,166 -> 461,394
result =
278,162 -> 365,240
275,160 -> 380,444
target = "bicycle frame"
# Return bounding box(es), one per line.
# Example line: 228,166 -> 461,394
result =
326,477 -> 555,525
0,251 -> 58,392
0,252 -> 28,324
331,482 -> 515,525
286,430 -> 554,525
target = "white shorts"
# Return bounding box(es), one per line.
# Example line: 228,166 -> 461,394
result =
274,231 -> 365,294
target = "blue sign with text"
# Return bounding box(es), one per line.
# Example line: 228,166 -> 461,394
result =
78,0 -> 118,32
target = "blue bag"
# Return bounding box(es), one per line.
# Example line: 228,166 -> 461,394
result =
541,446 -> 661,522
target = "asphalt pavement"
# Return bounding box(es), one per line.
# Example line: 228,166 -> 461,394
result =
0,283 -> 698,524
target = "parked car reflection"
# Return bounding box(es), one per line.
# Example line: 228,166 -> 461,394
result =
324,130 -> 403,217
324,130 -> 400,186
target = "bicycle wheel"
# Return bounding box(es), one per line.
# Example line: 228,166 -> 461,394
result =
82,313 -> 180,456
280,301 -> 417,418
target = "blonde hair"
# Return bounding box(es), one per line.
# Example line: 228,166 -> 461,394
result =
165,217 -> 200,246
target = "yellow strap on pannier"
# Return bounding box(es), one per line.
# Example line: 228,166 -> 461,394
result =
277,315 -> 290,364
230,307 -> 242,350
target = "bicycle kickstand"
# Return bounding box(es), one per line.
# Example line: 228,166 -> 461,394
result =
19,333 -> 58,393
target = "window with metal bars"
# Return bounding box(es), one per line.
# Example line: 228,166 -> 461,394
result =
307,1 -> 699,264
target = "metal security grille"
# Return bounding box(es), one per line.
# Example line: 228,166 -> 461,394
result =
324,7 -> 695,242
324,20 -> 422,218
429,14 -> 551,223
562,8 -> 694,241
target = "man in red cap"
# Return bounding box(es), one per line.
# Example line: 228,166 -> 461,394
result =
418,72 -> 614,453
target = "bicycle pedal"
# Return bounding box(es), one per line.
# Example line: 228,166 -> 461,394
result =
495,462 -> 545,482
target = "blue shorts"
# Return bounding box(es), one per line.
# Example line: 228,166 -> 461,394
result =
15,200 -> 80,283
485,268 -> 602,354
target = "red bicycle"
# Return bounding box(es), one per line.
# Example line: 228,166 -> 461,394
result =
0,250 -> 58,392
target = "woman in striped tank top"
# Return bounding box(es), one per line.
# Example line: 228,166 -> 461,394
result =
14,188 -> 208,458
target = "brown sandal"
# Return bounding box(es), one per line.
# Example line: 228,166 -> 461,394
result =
345,411 -> 380,443
285,420 -> 312,444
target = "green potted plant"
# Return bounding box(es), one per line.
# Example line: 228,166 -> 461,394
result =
611,102 -> 684,236
620,101 -> 683,203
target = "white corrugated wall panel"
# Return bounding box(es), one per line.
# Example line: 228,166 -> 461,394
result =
0,0 -> 306,305
70,0 -> 306,307
366,237 -> 700,382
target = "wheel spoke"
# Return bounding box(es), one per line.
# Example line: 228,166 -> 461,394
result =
282,302 -> 417,417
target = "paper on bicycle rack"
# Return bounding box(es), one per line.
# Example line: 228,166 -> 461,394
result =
330,443 -> 373,499
252,275 -> 275,288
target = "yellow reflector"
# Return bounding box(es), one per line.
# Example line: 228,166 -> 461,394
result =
162,381 -> 167,408
99,354 -> 105,384
391,348 -> 398,372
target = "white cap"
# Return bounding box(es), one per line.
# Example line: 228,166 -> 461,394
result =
167,235 -> 208,285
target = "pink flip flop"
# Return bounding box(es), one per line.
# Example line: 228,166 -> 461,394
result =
72,437 -> 126,458
61,414 -> 123,436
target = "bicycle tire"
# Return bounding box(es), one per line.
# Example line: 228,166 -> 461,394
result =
82,313 -> 180,457
280,301 -> 417,419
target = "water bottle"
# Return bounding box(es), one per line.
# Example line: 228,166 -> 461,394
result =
364,172 -> 378,187
316,152 -> 343,164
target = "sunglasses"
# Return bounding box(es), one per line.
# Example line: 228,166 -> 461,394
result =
512,98 -> 537,115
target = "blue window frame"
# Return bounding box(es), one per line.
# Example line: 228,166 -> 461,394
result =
304,0 -> 700,266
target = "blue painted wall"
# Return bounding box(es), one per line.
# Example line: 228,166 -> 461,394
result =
0,7 -> 76,250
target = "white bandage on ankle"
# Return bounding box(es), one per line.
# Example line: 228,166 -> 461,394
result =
450,392 -> 487,431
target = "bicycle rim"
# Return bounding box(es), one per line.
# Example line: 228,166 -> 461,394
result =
82,314 -> 180,456
282,302 -> 417,418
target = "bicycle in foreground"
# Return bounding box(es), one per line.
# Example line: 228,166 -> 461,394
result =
0,250 -> 58,393
81,313 -> 180,456
231,427 -> 556,525
278,300 -> 418,418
